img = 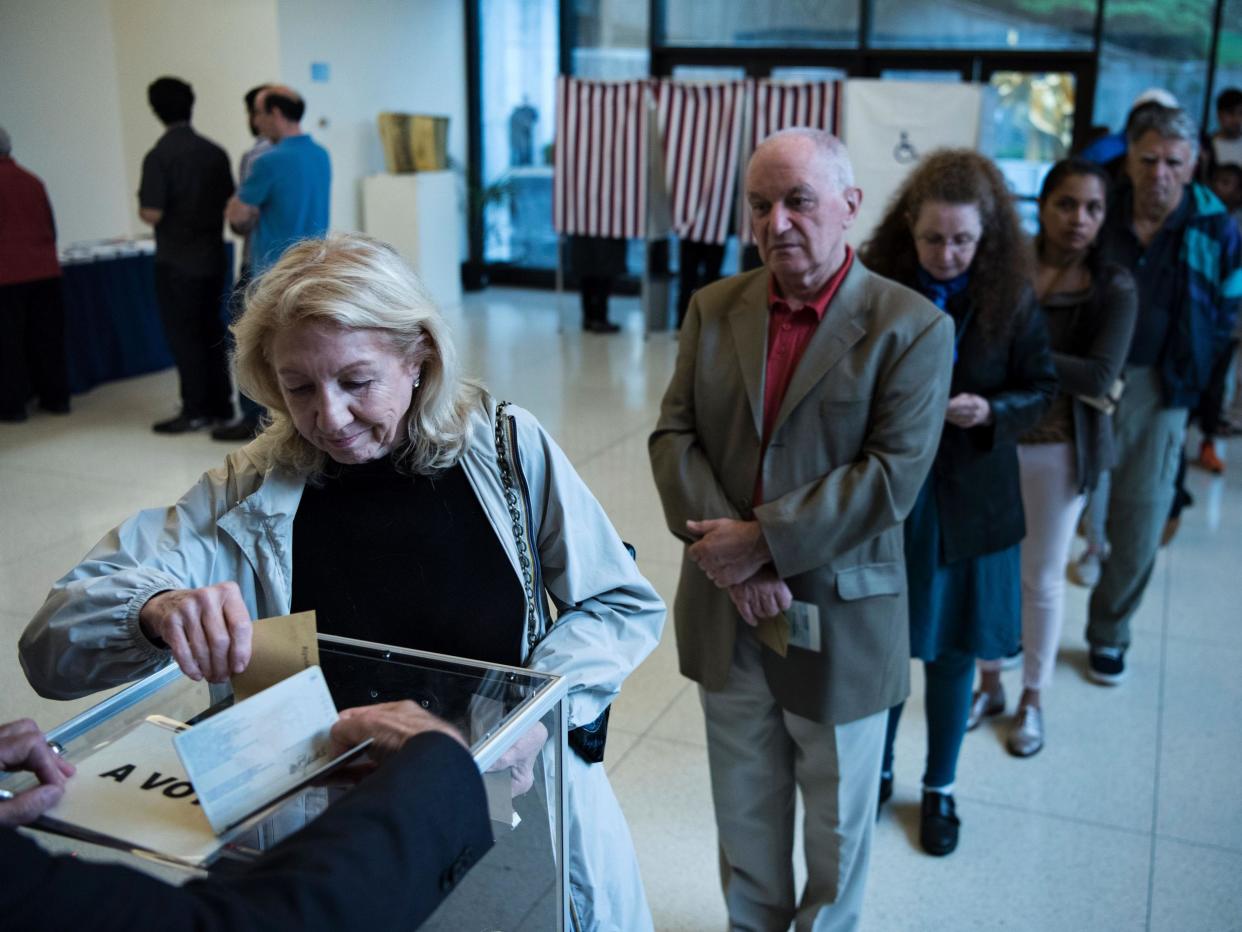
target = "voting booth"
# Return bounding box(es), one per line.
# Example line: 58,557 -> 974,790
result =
0,635 -> 572,931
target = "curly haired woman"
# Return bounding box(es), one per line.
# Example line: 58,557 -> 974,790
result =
860,149 -> 1057,856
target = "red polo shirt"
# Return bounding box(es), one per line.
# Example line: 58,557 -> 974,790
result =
0,157 -> 60,285
755,247 -> 854,504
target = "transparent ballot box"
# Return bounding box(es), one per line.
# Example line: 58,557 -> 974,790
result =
1,634 -> 571,931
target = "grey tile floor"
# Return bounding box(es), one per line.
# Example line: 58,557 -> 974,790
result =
1,287 -> 1238,931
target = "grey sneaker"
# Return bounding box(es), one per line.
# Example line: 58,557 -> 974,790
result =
1006,705 -> 1044,757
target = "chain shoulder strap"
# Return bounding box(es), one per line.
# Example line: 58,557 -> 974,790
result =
494,400 -> 542,654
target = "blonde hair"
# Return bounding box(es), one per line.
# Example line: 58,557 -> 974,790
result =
233,234 -> 480,478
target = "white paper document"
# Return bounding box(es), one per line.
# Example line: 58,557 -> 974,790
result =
174,665 -> 341,834
786,601 -> 822,653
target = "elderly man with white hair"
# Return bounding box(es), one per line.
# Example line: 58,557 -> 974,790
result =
650,128 -> 953,931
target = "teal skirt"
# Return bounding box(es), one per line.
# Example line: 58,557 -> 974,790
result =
903,476 -> 1020,661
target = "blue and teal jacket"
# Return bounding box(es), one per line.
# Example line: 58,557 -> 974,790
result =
1165,183 -> 1242,406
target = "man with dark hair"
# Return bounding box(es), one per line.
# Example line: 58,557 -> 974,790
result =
1087,106 -> 1242,683
139,76 -> 236,434
146,76 -> 195,125
210,84 -> 273,443
237,85 -> 274,268
0,126 -> 71,421
1212,86 -> 1242,168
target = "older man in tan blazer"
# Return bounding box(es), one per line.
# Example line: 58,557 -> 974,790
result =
650,129 -> 952,931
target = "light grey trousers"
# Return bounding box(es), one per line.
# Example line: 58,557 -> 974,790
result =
1087,366 -> 1188,648
700,628 -> 886,932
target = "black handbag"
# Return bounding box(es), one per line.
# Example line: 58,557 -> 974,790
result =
493,401 -> 613,764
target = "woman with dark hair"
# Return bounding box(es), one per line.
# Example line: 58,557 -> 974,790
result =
971,159 -> 1137,756
860,148 -> 1057,856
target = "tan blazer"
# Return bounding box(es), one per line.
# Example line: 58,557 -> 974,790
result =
649,260 -> 953,725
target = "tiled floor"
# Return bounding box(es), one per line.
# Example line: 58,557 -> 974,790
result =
1,287 -> 1238,931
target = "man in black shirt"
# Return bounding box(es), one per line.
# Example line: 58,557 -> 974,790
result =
138,77 -> 236,434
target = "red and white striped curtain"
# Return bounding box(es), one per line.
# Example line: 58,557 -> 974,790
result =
552,78 -> 843,245
655,80 -> 747,245
553,77 -> 649,239
741,80 -> 844,242
750,80 -> 843,151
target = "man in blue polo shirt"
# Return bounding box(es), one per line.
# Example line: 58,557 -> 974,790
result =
222,83 -> 330,438
226,84 -> 330,274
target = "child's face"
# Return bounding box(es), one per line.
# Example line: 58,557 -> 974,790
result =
1212,171 -> 1242,209
1220,105 -> 1242,139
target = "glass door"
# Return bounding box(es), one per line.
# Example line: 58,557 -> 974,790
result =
982,68 -> 1079,231
478,0 -> 559,270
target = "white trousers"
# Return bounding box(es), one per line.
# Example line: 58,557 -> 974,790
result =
980,442 -> 1084,691
701,628 -> 886,932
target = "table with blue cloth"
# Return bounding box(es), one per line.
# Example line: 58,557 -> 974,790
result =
61,245 -> 233,394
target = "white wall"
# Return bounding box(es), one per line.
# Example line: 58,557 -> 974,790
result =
277,0 -> 468,243
0,0 -> 131,244
1,0 -> 469,254
109,0 -> 281,238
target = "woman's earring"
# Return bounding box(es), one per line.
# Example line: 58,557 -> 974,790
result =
413,377 -> 421,389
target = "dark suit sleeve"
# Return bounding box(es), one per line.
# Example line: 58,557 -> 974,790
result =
649,294 -> 743,541
2,733 -> 492,932
985,290 -> 1059,447
756,308 -> 954,578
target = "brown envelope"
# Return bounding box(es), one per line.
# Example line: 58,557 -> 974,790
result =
231,611 -> 319,701
754,613 -> 790,658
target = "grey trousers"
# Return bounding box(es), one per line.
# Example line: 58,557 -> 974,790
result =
1087,366 -> 1188,648
700,628 -> 886,932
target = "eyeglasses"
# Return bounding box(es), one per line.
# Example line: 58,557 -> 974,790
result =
915,233 -> 980,250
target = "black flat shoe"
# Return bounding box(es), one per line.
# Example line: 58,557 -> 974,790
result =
919,790 -> 960,856
152,413 -> 213,434
211,417 -> 261,442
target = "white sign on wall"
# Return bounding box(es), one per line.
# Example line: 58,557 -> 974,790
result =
842,79 -> 988,245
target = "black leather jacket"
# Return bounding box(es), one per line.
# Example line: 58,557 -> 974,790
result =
930,287 -> 1058,563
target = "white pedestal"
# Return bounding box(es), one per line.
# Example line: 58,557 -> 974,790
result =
361,171 -> 462,308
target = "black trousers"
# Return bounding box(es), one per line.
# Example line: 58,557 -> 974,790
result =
154,262 -> 234,419
1196,338 -> 1239,437
569,236 -> 627,326
0,276 -> 70,417
676,240 -> 726,328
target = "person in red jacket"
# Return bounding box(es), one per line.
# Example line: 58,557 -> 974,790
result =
0,126 -> 70,421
